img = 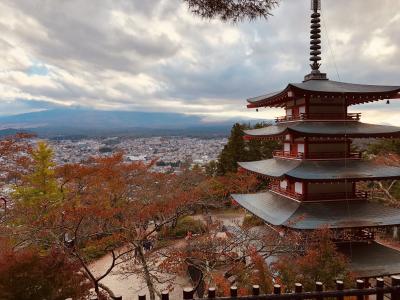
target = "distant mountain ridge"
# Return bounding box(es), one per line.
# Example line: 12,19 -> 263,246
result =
0,109 -> 206,129
0,108 -> 265,138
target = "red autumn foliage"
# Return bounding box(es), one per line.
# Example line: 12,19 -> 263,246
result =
0,247 -> 89,300
0,133 -> 34,187
248,247 -> 273,294
373,153 -> 400,167
273,229 -> 354,291
213,273 -> 231,296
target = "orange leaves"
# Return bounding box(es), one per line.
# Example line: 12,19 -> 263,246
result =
0,134 -> 34,187
373,153 -> 400,167
198,171 -> 260,206
272,229 -> 353,291
213,273 -> 231,296
0,246 -> 89,300
248,249 -> 273,293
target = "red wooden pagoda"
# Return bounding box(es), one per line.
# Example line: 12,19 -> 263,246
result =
232,0 -> 400,278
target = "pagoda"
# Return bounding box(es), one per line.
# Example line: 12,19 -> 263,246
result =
232,0 -> 400,278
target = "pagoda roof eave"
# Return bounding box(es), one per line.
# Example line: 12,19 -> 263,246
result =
232,192 -> 400,230
243,121 -> 400,139
338,242 -> 400,278
247,80 -> 400,108
238,159 -> 400,181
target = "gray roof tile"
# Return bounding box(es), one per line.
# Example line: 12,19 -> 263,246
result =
232,192 -> 400,230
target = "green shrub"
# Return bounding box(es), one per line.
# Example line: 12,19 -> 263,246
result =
242,214 -> 264,228
81,238 -> 123,261
81,245 -> 108,261
161,216 -> 206,238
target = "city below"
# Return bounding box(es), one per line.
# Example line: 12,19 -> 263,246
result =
47,136 -> 227,172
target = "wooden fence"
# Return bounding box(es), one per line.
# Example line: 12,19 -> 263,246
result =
85,275 -> 400,300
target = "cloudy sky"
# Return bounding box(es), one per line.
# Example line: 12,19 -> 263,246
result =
0,0 -> 399,124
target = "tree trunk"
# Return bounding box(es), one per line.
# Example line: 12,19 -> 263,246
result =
394,227 -> 399,241
94,281 -> 101,298
137,245 -> 157,300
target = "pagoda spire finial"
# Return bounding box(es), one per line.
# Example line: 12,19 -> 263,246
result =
310,0 -> 321,71
304,0 -> 327,81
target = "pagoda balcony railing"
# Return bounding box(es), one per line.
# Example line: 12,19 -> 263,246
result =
275,113 -> 361,123
273,150 -> 304,159
270,185 -> 304,200
306,191 -> 370,201
270,185 -> 370,201
273,150 -> 362,160
307,151 -> 362,160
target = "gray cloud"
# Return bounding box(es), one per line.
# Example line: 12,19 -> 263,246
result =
0,0 -> 399,124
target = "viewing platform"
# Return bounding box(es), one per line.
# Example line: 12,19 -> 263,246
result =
275,113 -> 361,123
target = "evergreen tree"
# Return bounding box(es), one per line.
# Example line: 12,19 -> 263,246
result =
217,123 -> 247,175
12,142 -> 63,218
246,122 -> 280,161
216,123 -> 280,175
184,0 -> 279,23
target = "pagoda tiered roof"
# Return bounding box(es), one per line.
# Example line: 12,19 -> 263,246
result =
244,121 -> 400,139
247,79 -> 400,108
239,159 -> 400,181
232,192 -> 400,230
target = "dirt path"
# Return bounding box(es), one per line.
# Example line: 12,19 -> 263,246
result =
89,248 -> 189,300
192,210 -> 245,227
89,210 -> 245,299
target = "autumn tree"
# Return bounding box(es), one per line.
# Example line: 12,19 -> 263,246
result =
160,221 -> 300,297
56,153 -> 155,298
0,246 -> 89,300
355,153 -> 400,208
363,140 -> 400,204
3,139 -> 208,299
4,147 -> 136,298
273,229 -> 353,291
184,0 -> 280,22
118,167 -> 206,300
56,153 -> 206,300
199,171 -> 259,208
368,139 -> 400,156
8,142 -> 64,250
0,133 -> 33,223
